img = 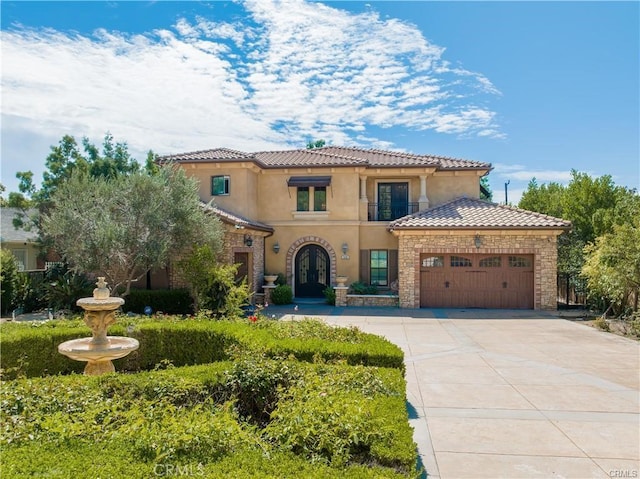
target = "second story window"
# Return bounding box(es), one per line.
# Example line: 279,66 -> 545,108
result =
297,187 -> 309,211
288,176 -> 331,213
211,175 -> 230,196
313,187 -> 326,211
297,186 -> 326,211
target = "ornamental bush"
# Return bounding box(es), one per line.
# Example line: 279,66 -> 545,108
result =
1,361 -> 416,477
0,317 -> 404,379
0,249 -> 20,315
270,284 -> 293,304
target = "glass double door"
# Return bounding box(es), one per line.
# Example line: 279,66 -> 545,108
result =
295,244 -> 329,298
378,183 -> 408,221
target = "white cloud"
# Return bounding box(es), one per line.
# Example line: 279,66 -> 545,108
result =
0,0 -> 502,192
492,163 -> 573,183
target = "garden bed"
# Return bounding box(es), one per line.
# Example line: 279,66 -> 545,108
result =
0,316 -> 418,478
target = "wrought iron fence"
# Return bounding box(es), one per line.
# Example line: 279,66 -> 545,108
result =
367,202 -> 419,221
557,273 -> 587,307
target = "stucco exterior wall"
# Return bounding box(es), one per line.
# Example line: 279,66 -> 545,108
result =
184,163 -> 260,219
257,170 -> 360,222
395,231 -> 560,310
2,242 -> 40,271
427,174 -> 480,205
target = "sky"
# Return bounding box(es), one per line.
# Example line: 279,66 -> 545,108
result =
1,1 -> 638,205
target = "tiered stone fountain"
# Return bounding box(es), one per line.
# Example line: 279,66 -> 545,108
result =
58,277 -> 139,375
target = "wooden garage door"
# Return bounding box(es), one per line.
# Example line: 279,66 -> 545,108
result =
420,254 -> 533,309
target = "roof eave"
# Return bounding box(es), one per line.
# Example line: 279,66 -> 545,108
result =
389,225 -> 571,232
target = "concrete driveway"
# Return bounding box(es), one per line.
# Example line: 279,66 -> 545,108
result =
284,308 -> 639,479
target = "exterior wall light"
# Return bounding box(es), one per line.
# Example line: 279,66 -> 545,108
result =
244,234 -> 253,247
474,234 -> 482,249
273,242 -> 280,254
342,243 -> 349,255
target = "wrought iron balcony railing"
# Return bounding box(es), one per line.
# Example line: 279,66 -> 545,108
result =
367,202 -> 419,221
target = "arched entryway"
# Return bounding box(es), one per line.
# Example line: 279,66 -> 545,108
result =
295,244 -> 329,298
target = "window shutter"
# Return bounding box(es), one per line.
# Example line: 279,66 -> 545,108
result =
388,249 -> 398,285
360,249 -> 370,284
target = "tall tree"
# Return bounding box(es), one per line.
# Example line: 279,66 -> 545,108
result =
42,166 -> 222,297
519,171 -> 639,311
480,175 -> 492,201
16,133 -> 145,206
582,218 -> 640,315
306,139 -> 326,149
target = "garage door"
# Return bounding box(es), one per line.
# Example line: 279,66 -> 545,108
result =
420,254 -> 534,309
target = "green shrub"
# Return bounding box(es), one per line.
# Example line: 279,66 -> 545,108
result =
224,356 -> 302,426
0,249 -> 20,315
44,268 -> 94,312
1,362 -> 416,477
124,288 -> 193,315
0,317 -> 404,379
270,285 -> 293,305
275,272 -> 287,286
594,316 -> 610,331
14,271 -> 47,313
264,365 -> 415,471
323,286 -> 336,305
349,281 -> 378,295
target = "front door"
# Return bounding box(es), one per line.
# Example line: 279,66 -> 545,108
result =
295,244 -> 329,297
234,252 -> 249,285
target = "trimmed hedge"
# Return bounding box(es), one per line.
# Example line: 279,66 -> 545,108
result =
0,317 -> 404,379
1,361 -> 417,478
123,288 -> 193,314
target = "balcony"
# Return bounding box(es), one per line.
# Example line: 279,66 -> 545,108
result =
367,202 -> 419,221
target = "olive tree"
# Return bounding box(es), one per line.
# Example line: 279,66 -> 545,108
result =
582,219 -> 640,316
42,165 -> 222,297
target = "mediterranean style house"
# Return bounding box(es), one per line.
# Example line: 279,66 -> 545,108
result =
159,146 -> 570,310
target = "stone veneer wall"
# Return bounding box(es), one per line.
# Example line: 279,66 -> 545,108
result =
346,295 -> 399,307
396,232 -> 559,310
219,228 -> 265,296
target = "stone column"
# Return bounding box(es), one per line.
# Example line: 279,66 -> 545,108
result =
263,285 -> 276,305
418,175 -> 429,210
334,286 -> 348,307
359,176 -> 369,221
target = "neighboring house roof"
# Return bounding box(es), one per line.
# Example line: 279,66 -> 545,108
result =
159,146 -> 491,171
202,202 -> 274,233
389,197 -> 571,230
0,208 -> 39,243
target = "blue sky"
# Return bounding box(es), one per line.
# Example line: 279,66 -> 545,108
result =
1,1 -> 638,205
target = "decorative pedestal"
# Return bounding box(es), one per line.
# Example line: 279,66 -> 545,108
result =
334,286 -> 348,307
264,275 -> 278,287
263,285 -> 276,305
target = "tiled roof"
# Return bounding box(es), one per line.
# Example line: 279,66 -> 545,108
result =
158,146 -> 490,171
254,149 -> 368,167
159,148 -> 253,163
1,208 -> 39,243
389,197 -> 571,230
202,203 -> 274,233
